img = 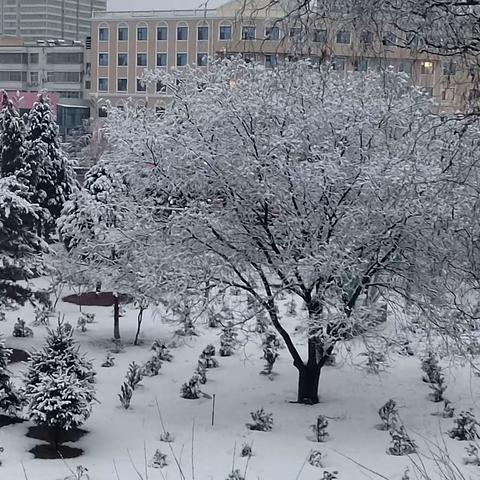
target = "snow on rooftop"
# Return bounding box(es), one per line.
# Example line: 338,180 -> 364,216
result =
106,0 -> 228,11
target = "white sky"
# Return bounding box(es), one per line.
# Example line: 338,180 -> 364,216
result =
106,0 -> 228,10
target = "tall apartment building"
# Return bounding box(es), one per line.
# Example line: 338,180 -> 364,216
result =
89,0 -> 476,117
0,0 -> 106,41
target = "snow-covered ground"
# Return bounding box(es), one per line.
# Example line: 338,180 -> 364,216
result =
1,280 -> 479,480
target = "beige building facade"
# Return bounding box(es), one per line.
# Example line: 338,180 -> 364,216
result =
88,0 -> 477,117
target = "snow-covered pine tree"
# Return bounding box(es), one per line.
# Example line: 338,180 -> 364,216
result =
23,323 -> 95,445
0,91 -> 26,177
20,93 -> 78,239
0,176 -> 46,312
0,334 -> 23,416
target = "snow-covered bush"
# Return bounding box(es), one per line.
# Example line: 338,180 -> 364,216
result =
0,334 -> 23,416
240,443 -> 252,457
428,368 -> 447,403
101,352 -> 115,367
246,408 -> 273,431
143,354 -> 162,377
149,449 -> 167,468
159,431 -> 175,443
388,426 -> 417,456
23,324 -> 96,442
378,399 -> 399,430
180,374 -> 201,399
226,469 -> 244,480
449,411 -> 480,441
151,340 -> 173,362
33,305 -> 53,325
255,309 -> 269,334
125,361 -> 143,390
421,351 -> 441,383
442,399 -> 455,418
219,321 -> 238,357
260,331 -> 280,375
360,349 -> 387,374
199,344 -> 219,368
0,446 -> 3,466
322,471 -> 338,480
311,415 -> 329,442
12,318 -> 32,337
307,450 -> 323,467
465,443 -> 480,465
287,298 -> 297,316
77,315 -> 87,332
118,382 -> 133,409
195,360 -> 207,384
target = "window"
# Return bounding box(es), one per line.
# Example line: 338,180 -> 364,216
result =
137,26 -> 148,41
136,78 -> 146,92
47,52 -> 84,64
243,53 -> 256,63
360,30 -> 373,45
265,54 -> 277,68
156,53 -> 167,67
98,53 -> 108,66
176,53 -> 187,66
336,30 -> 351,44
99,27 -> 108,41
441,88 -> 455,101
156,81 -> 166,93
314,28 -> 327,43
46,71 -> 80,82
196,53 -> 208,66
265,25 -> 280,40
219,24 -> 232,40
157,25 -> 167,40
29,53 -> 39,64
30,71 -> 38,84
98,78 -> 108,91
85,80 -> 91,89
117,78 -> 127,91
289,27 -> 302,39
398,60 -> 413,75
197,25 -> 209,40
382,32 -> 397,46
98,106 -> 108,117
353,58 -> 368,72
420,61 -> 434,74
177,25 -> 188,40
117,53 -> 128,66
442,61 -> 456,76
332,56 -> 346,71
242,26 -> 256,40
118,26 -> 128,41
137,53 -> 147,67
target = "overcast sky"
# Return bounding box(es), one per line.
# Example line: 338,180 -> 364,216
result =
106,0 -> 227,10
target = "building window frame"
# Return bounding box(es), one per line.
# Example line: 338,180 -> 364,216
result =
117,78 -> 128,92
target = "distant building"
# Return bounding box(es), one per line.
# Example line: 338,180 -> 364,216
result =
0,0 -> 106,41
0,36 -> 90,134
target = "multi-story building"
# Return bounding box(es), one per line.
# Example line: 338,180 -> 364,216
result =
0,0 -> 106,41
0,36 -> 90,133
88,0 -> 477,117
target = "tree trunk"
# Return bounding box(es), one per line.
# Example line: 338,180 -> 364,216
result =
113,295 -> 120,339
296,364 -> 321,404
134,307 -> 144,346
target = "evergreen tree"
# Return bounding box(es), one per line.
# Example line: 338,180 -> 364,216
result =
0,334 -> 23,416
0,176 -> 45,311
21,93 -> 78,238
0,91 -> 26,177
24,324 -> 95,444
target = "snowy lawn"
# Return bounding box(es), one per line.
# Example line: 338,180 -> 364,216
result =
1,282 -> 479,480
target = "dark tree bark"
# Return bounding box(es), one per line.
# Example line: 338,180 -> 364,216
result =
134,307 -> 145,346
113,295 -> 120,340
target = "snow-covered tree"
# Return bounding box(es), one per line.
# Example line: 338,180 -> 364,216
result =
0,334 -> 23,416
20,93 -> 78,239
23,323 -> 95,445
0,176 -> 46,311
66,59 -> 471,403
0,91 -> 26,177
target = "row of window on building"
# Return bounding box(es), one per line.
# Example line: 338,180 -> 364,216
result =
0,52 -> 83,64
0,70 -> 82,82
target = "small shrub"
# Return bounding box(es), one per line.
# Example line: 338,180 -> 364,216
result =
151,340 -> 173,361
449,411 -> 480,441
388,426 -> 417,456
401,468 -> 411,480
219,321 -> 238,357
246,408 -> 273,431
81,312 -> 95,323
207,309 -> 221,328
12,318 -> 33,337
322,471 -> 338,480
0,446 -> 3,466
77,316 -> 87,332
465,443 -> 480,465
307,450 -> 323,468
421,351 -> 441,383
200,344 -> 219,368
159,431 -> 175,443
442,399 -> 455,418
287,298 -> 297,316
311,415 -> 329,442
0,311 -> 5,322
149,449 -> 167,468
378,399 -> 399,430
360,349 -> 386,374
195,360 -> 207,384
260,331 -> 280,375
125,362 -> 143,390
255,309 -> 269,334
33,305 -> 53,325
226,469 -> 245,480
180,374 -> 201,399
428,368 -> 447,402
101,352 -> 115,367
240,443 -> 252,457
118,382 -> 133,409
143,354 -> 162,377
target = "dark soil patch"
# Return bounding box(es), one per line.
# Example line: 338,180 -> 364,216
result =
9,348 -> 29,363
26,425 -> 87,443
62,291 -> 132,307
29,444 -> 83,459
0,414 -> 24,428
